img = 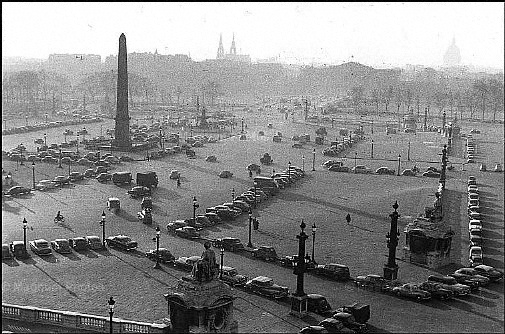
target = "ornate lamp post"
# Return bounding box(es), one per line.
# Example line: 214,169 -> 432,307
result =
253,182 -> 258,209
23,218 -> 28,256
231,188 -> 235,201
440,145 -> 448,190
100,211 -> 106,247
110,134 -> 114,155
192,196 -> 199,224
397,154 -> 401,176
241,118 -> 244,133
311,222 -> 317,263
312,149 -> 316,171
58,148 -> 63,168
354,152 -> 357,170
371,139 -> 374,159
44,133 -> 47,147
247,208 -> 253,247
68,159 -> 71,176
220,247 -> 225,279
384,201 -> 400,280
288,161 -> 292,182
154,226 -> 161,269
290,220 -> 309,318
302,155 -> 305,172
31,161 -> 36,190
108,297 -> 115,334
407,140 -> 411,161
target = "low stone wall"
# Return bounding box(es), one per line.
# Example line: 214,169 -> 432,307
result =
2,303 -> 169,334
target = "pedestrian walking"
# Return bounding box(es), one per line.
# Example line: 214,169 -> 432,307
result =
177,177 -> 181,188
249,170 -> 253,178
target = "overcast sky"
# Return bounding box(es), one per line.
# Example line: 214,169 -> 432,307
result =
2,2 -> 504,69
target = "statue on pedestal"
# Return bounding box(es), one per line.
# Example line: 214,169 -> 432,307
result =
431,192 -> 443,221
191,241 -> 218,282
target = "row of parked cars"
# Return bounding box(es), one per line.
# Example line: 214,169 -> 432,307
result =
322,133 -> 366,157
354,265 -> 503,302
467,176 -> 484,267
2,117 -> 101,135
2,234 -> 139,260
322,160 -> 442,178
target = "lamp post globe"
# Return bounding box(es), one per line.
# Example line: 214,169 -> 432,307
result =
311,222 -> 317,263
23,218 -> 28,255
154,226 -> 161,269
31,161 -> 36,190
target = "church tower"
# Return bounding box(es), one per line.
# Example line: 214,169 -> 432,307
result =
443,37 -> 461,67
229,33 -> 237,55
217,33 -> 225,59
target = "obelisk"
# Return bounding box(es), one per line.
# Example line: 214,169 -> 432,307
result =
114,33 -> 131,149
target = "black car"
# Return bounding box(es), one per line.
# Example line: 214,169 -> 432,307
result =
69,237 -> 88,251
106,235 -> 138,251
146,248 -> 175,263
128,186 -> 152,198
314,263 -> 351,281
4,186 -> 31,196
418,281 -> 454,300
212,237 -> 245,252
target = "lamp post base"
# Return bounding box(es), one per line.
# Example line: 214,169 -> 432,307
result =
289,294 -> 308,318
383,264 -> 399,281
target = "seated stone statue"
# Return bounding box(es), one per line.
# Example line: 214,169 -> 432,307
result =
191,241 -> 218,282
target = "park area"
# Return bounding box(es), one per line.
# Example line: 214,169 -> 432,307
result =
2,107 -> 504,333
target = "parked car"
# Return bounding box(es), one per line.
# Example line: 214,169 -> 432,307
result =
175,226 -> 200,239
84,168 -> 95,178
447,272 -> 481,291
351,165 -> 371,174
167,220 -> 189,233
128,186 -> 152,199
95,166 -> 108,175
146,248 -> 175,263
453,268 -> 490,287
392,283 -> 431,301
53,175 -> 71,186
375,167 -> 395,175
212,237 -> 245,252
105,235 -> 138,251
219,266 -> 248,286
422,170 -> 441,178
96,172 -> 112,183
174,255 -> 201,271
418,281 -> 453,300
329,165 -> 350,172
469,246 -> 484,267
85,236 -> 105,250
205,212 -> 222,225
427,275 -> 471,296
69,237 -> 88,251
354,274 -> 391,292
306,294 -> 335,317
50,239 -> 72,254
401,169 -> 416,176
473,265 -> 504,282
245,276 -> 289,299
169,170 -> 181,179
4,186 -> 31,196
29,239 -> 52,256
314,263 -> 351,281
494,163 -> 503,172
35,180 -> 59,191
251,246 -> 278,261
69,172 -> 85,182
2,243 -> 14,260
9,241 -> 28,259
219,170 -> 233,178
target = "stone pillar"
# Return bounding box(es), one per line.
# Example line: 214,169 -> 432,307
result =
384,201 -> 400,280
114,33 -> 131,150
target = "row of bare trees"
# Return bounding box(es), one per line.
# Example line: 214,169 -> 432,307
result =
348,75 -> 503,122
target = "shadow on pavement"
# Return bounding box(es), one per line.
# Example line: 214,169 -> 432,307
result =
37,254 -> 58,263
1,259 -> 20,267
61,252 -> 81,261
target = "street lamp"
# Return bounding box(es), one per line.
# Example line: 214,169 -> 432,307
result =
288,161 -> 292,183
101,211 -> 106,247
192,196 -> 199,224
32,161 -> 36,190
154,226 -> 161,269
253,182 -> 258,209
58,149 -> 63,168
108,297 -> 115,334
76,134 -> 79,154
68,158 -> 71,176
220,247 -> 225,279
371,139 -> 374,159
231,188 -> 235,201
110,135 -> 114,155
23,218 -> 28,256
407,140 -> 411,161
247,208 -> 253,247
302,155 -> 305,172
44,133 -> 47,147
397,154 -> 401,176
312,149 -> 316,171
311,222 -> 317,263
25,115 -> 28,126
241,118 -> 244,133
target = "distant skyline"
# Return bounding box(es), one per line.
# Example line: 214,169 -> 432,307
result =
2,2 -> 504,69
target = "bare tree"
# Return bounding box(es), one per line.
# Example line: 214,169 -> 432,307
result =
488,78 -> 504,122
382,85 -> 394,113
473,79 -> 488,121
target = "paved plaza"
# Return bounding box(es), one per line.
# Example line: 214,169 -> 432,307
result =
2,109 -> 504,333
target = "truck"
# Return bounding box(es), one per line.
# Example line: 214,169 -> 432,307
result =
112,172 -> 132,185
136,171 -> 158,188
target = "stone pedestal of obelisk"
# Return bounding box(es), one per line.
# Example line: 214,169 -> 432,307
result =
114,33 -> 131,150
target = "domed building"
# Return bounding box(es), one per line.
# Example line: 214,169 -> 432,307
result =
443,37 -> 461,67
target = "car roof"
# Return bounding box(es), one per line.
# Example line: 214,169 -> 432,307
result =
253,276 -> 272,282
221,266 -> 236,271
